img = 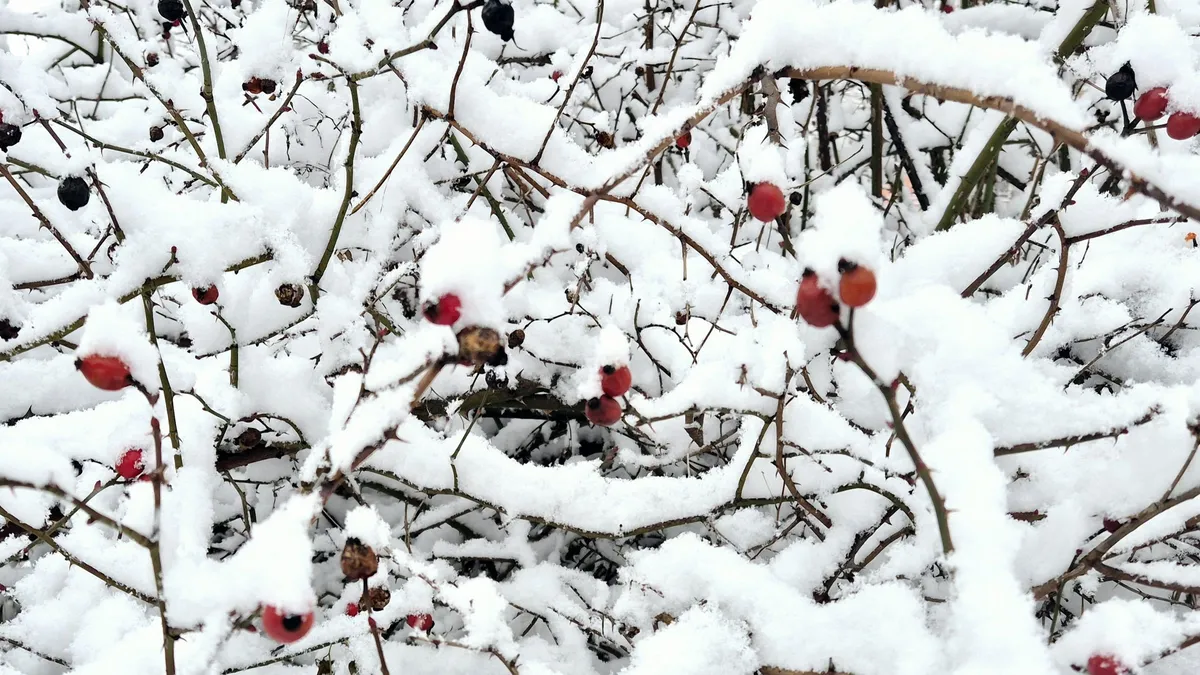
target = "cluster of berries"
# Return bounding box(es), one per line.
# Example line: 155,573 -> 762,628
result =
1106,63 -> 1200,140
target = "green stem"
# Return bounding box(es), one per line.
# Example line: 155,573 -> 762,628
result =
934,0 -> 1107,231
309,78 -> 362,301
141,291 -> 183,465
180,0 -> 228,190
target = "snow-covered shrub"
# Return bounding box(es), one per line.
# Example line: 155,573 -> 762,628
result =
5,0 -> 1200,672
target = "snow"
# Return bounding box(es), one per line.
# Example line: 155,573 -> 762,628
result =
7,0 -> 1200,672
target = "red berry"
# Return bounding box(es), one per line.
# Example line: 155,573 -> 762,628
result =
1103,518 -> 1121,532
940,3 -> 953,11
76,355 -> 132,391
116,450 -> 145,480
345,603 -> 359,617
551,70 -> 563,82
1087,654 -> 1127,675
585,396 -> 622,426
422,294 -> 462,325
317,40 -> 329,54
1134,87 -> 1169,121
1166,111 -> 1200,140
192,286 -> 219,305
838,264 -> 877,308
675,130 -> 691,149
747,183 -> 786,222
796,272 -> 839,328
406,613 -> 434,631
599,364 -> 631,397
262,606 -> 314,643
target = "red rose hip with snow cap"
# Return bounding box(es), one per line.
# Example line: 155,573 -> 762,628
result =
406,613 -> 434,631
795,271 -> 839,328
748,183 -> 786,222
1134,87 -> 1169,121
192,286 -> 218,305
600,364 -> 631,397
76,355 -> 132,391
423,293 -> 462,325
262,606 -> 314,643
838,260 -> 877,308
1167,111 -> 1200,140
585,396 -> 622,426
1087,654 -> 1127,675
116,450 -> 145,479
675,130 -> 691,149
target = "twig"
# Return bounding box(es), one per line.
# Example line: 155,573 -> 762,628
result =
836,321 -> 954,555
1021,221 -> 1068,357
993,407 -> 1160,456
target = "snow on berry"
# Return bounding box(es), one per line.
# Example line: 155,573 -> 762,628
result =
74,301 -> 162,390
115,449 -> 145,479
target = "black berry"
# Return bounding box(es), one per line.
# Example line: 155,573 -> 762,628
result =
149,126 -> 164,142
1105,63 -> 1136,102
0,123 -> 21,151
0,318 -> 18,341
158,0 -> 186,21
481,0 -> 514,41
789,78 -> 809,104
57,176 -> 90,211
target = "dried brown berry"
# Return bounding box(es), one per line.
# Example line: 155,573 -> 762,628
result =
507,329 -> 525,348
275,283 -> 304,307
260,79 -> 277,95
365,586 -> 391,611
341,537 -> 379,581
0,318 -> 18,341
235,428 -> 262,448
150,126 -> 164,142
146,52 -> 160,67
456,326 -> 502,366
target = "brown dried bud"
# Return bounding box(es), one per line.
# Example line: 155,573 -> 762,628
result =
149,126 -> 164,142
456,326 -> 502,366
365,586 -> 391,611
507,329 -> 525,349
275,283 -> 304,307
594,130 -> 615,149
341,538 -> 379,581
234,427 -> 262,448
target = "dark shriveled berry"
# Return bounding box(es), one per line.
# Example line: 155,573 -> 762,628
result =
365,586 -> 391,611
456,326 -> 502,366
158,0 -> 186,22
340,538 -> 379,581
481,0 -> 515,41
149,126 -> 164,142
275,283 -> 304,307
1105,63 -> 1136,102
57,176 -> 90,211
0,123 -> 21,151
0,318 -> 18,341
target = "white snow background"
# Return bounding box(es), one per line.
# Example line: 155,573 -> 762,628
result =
2,0 -> 1200,672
